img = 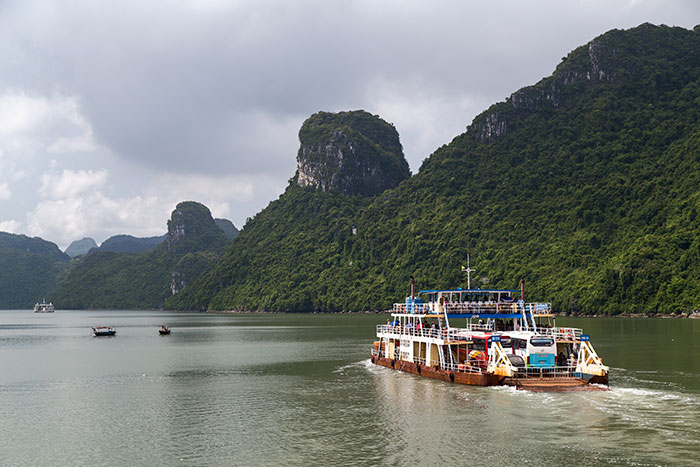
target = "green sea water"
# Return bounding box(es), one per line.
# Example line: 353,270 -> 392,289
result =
0,311 -> 698,466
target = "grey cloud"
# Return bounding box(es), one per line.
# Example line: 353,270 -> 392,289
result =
2,0 -> 700,243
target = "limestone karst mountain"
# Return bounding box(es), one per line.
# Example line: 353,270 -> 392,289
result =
53,202 -> 229,309
170,24 -> 700,315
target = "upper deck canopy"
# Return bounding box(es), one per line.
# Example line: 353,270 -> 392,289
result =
418,288 -> 521,303
418,288 -> 520,295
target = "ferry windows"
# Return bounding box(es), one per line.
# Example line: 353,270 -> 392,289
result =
512,338 -> 527,350
472,338 -> 486,351
530,338 -> 555,347
500,337 -> 512,348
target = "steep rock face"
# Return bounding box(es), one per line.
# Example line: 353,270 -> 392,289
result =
295,110 -> 410,197
166,201 -> 228,254
165,202 -> 230,295
471,23 -> 698,142
65,237 -> 98,257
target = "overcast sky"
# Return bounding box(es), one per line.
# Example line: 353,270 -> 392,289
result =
0,0 -> 698,249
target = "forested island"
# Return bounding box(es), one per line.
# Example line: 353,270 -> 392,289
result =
3,23 -> 700,316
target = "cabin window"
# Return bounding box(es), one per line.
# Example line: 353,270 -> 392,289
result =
513,339 -> 527,350
500,337 -> 512,348
530,338 -> 554,347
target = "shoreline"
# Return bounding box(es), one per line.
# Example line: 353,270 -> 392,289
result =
203,309 -> 700,319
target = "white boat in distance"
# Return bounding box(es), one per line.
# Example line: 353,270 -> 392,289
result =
34,299 -> 55,313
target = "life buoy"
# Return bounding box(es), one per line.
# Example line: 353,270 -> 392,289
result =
469,350 -> 486,367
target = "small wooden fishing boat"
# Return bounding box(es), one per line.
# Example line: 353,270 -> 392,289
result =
92,326 -> 116,336
158,325 -> 171,335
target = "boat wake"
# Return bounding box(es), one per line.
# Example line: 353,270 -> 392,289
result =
333,359 -> 375,374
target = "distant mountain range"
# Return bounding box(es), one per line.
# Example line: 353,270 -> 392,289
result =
0,208 -> 237,308
3,23 -> 700,315
64,237 -> 98,257
52,202 -> 232,309
64,221 -> 238,258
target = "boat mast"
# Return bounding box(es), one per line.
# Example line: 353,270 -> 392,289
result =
461,254 -> 474,290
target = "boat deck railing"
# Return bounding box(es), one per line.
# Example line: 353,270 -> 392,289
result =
512,365 -> 580,379
377,324 -> 584,341
377,324 -> 472,341
540,327 -> 583,340
392,302 -> 552,315
371,347 -> 584,379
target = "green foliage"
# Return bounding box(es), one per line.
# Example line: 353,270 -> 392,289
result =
52,201 -> 230,309
97,234 -> 166,253
0,249 -> 68,308
52,250 -> 176,309
0,232 -> 69,262
0,233 -> 69,308
170,24 -> 700,315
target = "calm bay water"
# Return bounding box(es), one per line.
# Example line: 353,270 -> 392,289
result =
0,310 -> 698,466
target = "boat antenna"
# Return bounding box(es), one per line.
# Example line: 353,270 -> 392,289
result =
520,277 -> 525,302
461,253 -> 474,289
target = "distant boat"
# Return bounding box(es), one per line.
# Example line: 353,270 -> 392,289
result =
92,326 -> 116,337
34,299 -> 55,313
158,325 -> 171,335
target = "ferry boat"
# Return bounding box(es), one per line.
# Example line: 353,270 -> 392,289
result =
33,299 -> 55,313
370,278 -> 609,391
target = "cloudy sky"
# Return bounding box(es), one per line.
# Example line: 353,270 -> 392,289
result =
0,0 -> 698,249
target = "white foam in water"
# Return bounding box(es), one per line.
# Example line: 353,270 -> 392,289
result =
333,360 -> 372,374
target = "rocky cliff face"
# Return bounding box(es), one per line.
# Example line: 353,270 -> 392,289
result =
295,110 -> 411,197
165,201 -> 231,295
471,23 -> 690,142
167,202 -> 210,253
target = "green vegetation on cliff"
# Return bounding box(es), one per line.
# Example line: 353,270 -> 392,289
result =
296,110 -> 410,196
96,234 -> 167,254
52,202 -> 230,309
0,233 -> 69,308
169,24 -> 700,315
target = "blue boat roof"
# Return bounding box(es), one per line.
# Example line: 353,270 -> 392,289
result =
418,288 -> 520,294
446,313 -> 524,319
